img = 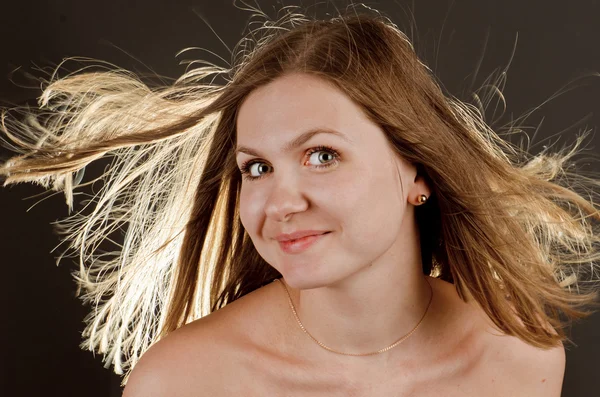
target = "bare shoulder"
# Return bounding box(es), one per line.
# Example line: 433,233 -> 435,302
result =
466,298 -> 566,396
476,327 -> 566,396
122,315 -> 225,397
122,282 -> 278,397
431,277 -> 565,396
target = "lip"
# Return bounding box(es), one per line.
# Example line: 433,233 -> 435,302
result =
278,232 -> 330,254
275,230 -> 329,242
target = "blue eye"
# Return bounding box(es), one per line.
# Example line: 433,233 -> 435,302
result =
239,145 -> 340,181
308,149 -> 336,166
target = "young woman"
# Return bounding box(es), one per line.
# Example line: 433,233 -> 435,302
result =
1,5 -> 599,396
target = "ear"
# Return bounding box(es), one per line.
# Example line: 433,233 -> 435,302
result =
412,164 -> 432,200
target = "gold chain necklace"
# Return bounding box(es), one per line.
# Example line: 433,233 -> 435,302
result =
274,276 -> 433,356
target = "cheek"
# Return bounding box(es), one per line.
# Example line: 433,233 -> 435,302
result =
335,165 -> 404,251
238,187 -> 261,234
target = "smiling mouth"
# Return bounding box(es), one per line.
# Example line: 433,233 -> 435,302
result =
278,232 -> 331,254
286,231 -> 329,242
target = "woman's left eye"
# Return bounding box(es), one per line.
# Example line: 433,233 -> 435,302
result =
307,146 -> 338,166
239,145 -> 340,181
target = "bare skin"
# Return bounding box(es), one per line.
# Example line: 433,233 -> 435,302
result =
123,72 -> 565,396
204,275 -> 486,396
233,72 -> 436,356
124,275 -> 564,396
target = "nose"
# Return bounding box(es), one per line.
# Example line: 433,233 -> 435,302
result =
263,175 -> 309,222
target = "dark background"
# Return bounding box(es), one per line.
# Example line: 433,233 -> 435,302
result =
1,1 -> 599,396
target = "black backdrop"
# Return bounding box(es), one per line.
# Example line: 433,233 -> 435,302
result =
1,1 -> 599,396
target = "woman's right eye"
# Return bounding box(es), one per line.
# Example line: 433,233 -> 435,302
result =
240,161 -> 270,181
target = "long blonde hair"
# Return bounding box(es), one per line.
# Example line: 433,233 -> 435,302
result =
2,4 -> 599,385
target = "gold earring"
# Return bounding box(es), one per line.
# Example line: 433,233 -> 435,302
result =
417,194 -> 428,204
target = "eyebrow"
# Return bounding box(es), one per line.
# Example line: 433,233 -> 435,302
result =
235,128 -> 352,157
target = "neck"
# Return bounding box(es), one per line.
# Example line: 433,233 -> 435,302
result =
278,260 -> 434,363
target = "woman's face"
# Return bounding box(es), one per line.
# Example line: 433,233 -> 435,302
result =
235,73 -> 423,289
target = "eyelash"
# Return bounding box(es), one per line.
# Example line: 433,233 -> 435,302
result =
239,145 -> 340,181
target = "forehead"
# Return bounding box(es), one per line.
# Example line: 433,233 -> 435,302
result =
236,73 -> 368,144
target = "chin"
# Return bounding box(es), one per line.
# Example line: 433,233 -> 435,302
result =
279,265 -> 348,290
